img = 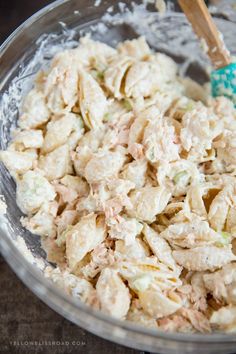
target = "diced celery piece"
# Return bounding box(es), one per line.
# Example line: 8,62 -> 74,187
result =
173,170 -> 188,185
123,99 -> 132,111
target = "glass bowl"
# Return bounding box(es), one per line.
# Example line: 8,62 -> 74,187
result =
0,1 -> 236,353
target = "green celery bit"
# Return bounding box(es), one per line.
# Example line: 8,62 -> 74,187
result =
103,112 -> 112,122
216,232 -> 231,247
221,231 -> 231,244
173,170 -> 188,185
183,101 -> 194,112
91,69 -> 104,81
123,99 -> 132,111
97,71 -> 105,80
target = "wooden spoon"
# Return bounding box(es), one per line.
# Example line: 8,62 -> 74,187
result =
178,0 -> 236,105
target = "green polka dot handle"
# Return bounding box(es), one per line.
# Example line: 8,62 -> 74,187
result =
211,62 -> 236,107
179,0 -> 235,107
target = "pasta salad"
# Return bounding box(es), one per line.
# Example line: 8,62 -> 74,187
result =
1,36 -> 236,333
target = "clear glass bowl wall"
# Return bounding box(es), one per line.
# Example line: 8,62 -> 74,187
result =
0,1 -> 236,353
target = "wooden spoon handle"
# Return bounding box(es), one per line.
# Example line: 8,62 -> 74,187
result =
178,0 -> 231,69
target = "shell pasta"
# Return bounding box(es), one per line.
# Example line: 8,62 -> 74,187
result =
1,36 -> 236,333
